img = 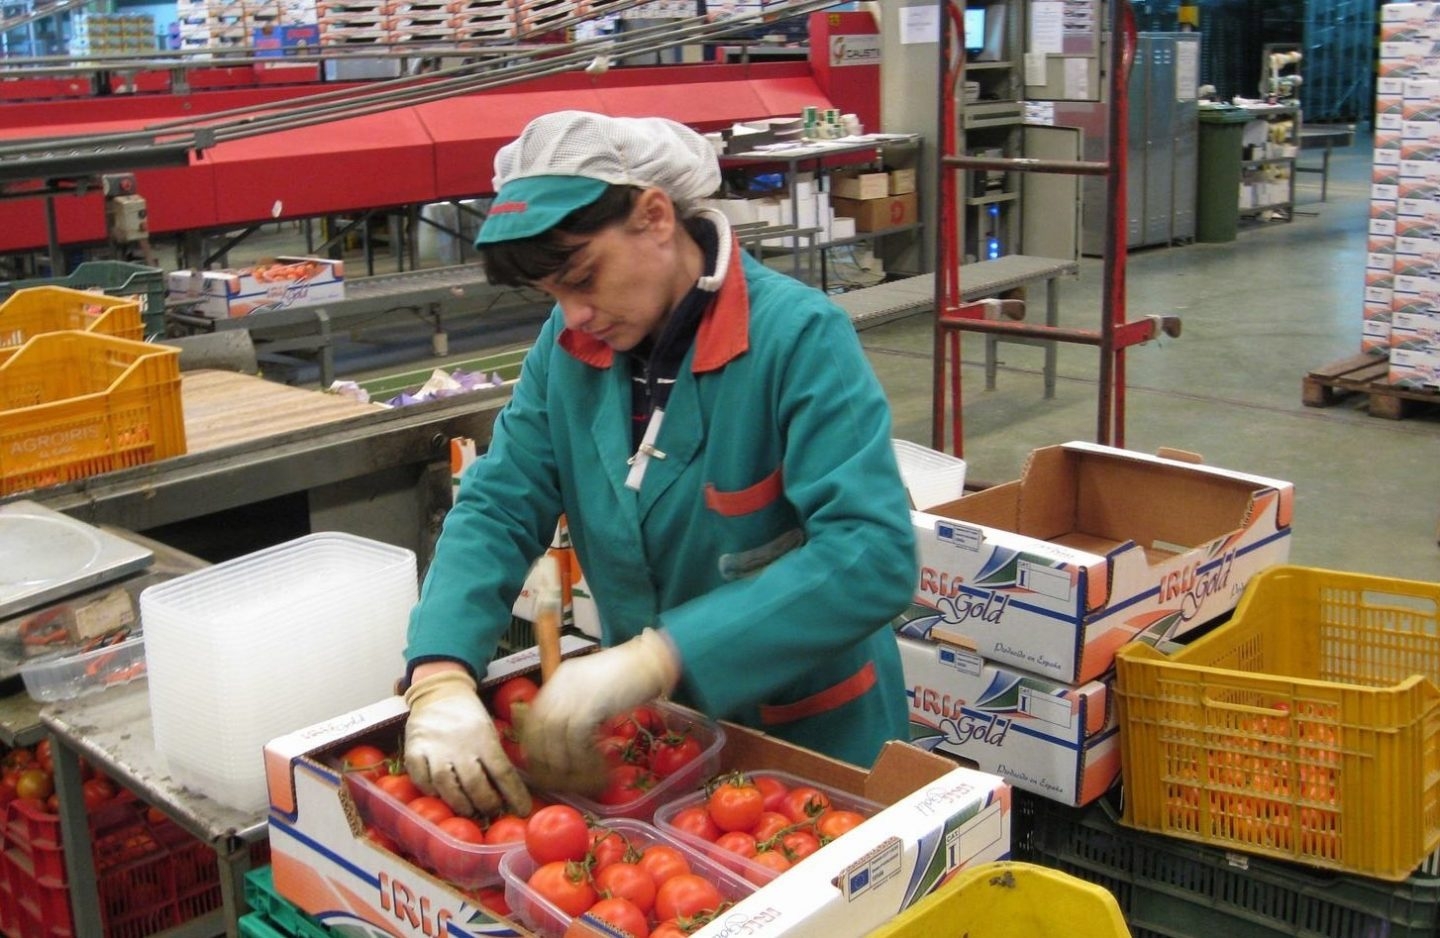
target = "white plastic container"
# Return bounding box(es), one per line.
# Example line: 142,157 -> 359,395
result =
892,438 -> 967,510
140,532 -> 416,813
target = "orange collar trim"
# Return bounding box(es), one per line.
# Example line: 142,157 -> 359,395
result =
556,235 -> 750,372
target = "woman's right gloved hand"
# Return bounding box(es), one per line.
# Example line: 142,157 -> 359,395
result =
403,669 -> 532,818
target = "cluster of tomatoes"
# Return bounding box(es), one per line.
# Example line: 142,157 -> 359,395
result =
513,802 -> 733,938
483,677 -> 707,809
664,772 -> 868,883
1,740 -> 124,816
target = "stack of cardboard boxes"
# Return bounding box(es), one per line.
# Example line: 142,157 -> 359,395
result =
893,442 -> 1294,807
1373,2 -> 1440,387
831,165 -> 919,235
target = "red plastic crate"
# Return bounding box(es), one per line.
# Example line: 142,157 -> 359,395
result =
0,792 -> 224,938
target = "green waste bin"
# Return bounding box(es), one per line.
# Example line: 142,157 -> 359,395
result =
1196,108 -> 1252,243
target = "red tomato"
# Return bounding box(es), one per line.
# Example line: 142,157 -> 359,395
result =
527,860 -> 596,917
637,844 -> 691,887
714,831 -> 758,859
597,735 -> 640,768
526,804 -> 590,864
374,773 -> 423,804
603,706 -> 666,745
33,740 -> 53,774
706,776 -> 764,833
597,765 -> 654,807
491,676 -> 539,723
407,796 -> 455,825
593,861 -> 657,915
654,873 -> 724,922
780,786 -> 832,824
780,829 -> 822,862
651,922 -> 689,938
1,749 -> 34,772
751,811 -> 791,843
747,849 -> 792,884
588,826 -> 636,872
492,718 -> 529,770
649,733 -> 703,779
472,885 -> 510,916
584,897 -> 650,938
339,744 -> 390,780
816,809 -> 867,841
80,777 -> 115,811
753,775 -> 790,813
668,805 -> 721,843
437,816 -> 486,843
484,815 -> 528,846
365,825 -> 400,853
0,779 -> 17,810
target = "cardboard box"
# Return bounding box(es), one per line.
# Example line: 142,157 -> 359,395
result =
264,642 -> 1012,938
166,255 -> 344,318
832,192 -> 919,233
902,442 -> 1294,684
888,167 -> 917,195
831,170 -> 890,201
896,634 -> 1118,807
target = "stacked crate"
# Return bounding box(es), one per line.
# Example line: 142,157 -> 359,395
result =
175,0 -> 311,50
316,0 -> 391,46
1376,2 -> 1440,387
71,13 -> 158,55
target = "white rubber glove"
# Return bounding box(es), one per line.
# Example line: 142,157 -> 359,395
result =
515,628 -> 680,795
403,670 -> 532,818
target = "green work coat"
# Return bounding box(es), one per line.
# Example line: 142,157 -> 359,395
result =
406,223 -> 917,767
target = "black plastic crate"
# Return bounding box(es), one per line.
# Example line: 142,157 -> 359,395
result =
1014,790 -> 1440,938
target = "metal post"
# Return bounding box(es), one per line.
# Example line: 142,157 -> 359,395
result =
44,194 -> 65,276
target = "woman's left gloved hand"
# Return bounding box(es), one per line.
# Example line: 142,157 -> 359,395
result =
514,628 -> 680,794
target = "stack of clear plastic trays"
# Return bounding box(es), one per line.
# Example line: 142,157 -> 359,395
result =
141,532 -> 416,813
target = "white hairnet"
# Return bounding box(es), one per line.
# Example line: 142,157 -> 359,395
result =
492,110 -> 721,203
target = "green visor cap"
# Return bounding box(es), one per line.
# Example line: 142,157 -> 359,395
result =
475,175 -> 610,245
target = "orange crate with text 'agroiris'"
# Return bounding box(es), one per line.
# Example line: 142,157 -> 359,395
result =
1115,565 -> 1440,881
0,330 -> 186,495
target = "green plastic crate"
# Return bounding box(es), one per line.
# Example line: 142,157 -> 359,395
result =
242,867 -> 339,938
1,261 -> 166,337
1013,791 -> 1440,938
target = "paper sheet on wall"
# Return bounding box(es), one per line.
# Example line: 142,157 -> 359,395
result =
900,4 -> 939,44
1024,51 -> 1047,86
1064,56 -> 1090,98
1176,40 -> 1199,100
1029,1 -> 1064,54
1025,101 -> 1057,125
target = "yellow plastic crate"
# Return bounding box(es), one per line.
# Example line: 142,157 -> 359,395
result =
1115,565 -> 1440,881
0,330 -> 187,495
865,861 -> 1130,937
0,285 -> 143,355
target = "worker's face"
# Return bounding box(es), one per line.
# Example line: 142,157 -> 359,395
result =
533,189 -> 687,352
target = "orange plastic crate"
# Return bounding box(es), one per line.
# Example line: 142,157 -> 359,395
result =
0,331 -> 186,495
1115,565 -> 1440,881
0,285 -> 143,355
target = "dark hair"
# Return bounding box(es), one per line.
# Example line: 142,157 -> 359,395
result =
479,184 -> 642,287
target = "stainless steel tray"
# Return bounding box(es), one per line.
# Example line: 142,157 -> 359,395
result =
0,500 -> 153,620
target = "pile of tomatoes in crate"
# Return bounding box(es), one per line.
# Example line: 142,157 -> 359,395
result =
1,739 -> 127,815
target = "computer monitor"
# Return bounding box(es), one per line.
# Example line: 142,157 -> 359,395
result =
964,8 -> 986,52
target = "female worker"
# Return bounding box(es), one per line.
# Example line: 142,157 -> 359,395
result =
402,110 -> 917,818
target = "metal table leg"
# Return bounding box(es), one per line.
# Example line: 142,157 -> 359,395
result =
50,733 -> 103,937
1043,276 -> 1060,399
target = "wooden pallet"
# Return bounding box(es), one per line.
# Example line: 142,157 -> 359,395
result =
1303,353 -> 1440,419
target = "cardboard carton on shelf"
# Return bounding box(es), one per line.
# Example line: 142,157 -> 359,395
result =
902,442 -> 1294,685
831,170 -> 890,201
264,639 -> 1011,938
831,192 -> 918,232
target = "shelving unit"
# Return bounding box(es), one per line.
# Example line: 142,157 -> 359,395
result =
957,19 -> 1025,263
719,133 -> 923,291
1237,104 -> 1299,225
